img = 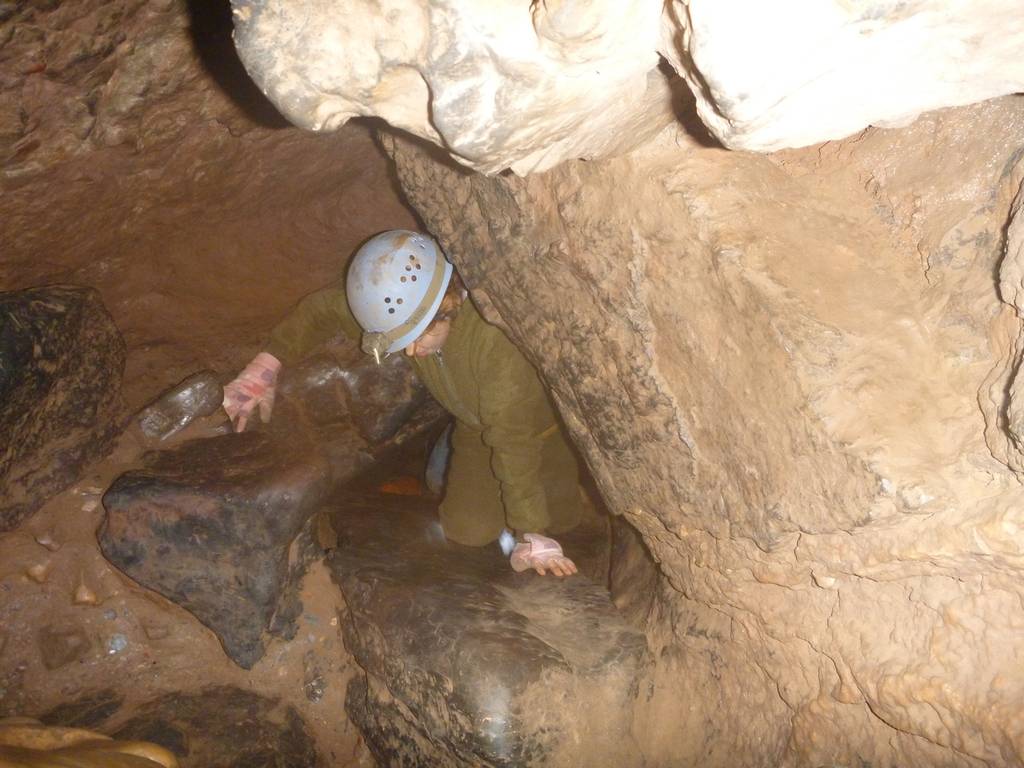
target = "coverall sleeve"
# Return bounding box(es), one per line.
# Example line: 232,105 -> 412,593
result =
264,282 -> 363,364
476,328 -> 557,534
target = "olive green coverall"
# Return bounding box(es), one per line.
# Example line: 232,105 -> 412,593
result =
265,283 -> 582,546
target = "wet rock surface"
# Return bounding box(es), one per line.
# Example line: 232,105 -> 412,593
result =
272,350 -> 436,460
98,432 -> 332,669
0,285 -> 126,532
328,492 -> 646,767
40,686 -> 322,768
136,372 -> 224,445
99,345 -> 444,670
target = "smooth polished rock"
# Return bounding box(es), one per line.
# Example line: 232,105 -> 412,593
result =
98,432 -> 332,669
136,372 -> 224,445
327,493 -> 646,767
0,286 -> 125,531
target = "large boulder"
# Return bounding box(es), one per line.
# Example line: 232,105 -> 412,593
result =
98,432 -> 332,669
0,285 -> 125,531
100,351 -> 444,668
385,97 -> 1024,766
329,492 -> 647,767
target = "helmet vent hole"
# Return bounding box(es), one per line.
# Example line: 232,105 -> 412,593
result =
400,276 -> 407,283
384,297 -> 391,303
397,298 -> 404,304
411,275 -> 417,282
388,308 -> 395,314
416,264 -> 421,269
406,265 -> 412,271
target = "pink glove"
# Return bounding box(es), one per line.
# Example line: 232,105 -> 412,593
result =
222,352 -> 281,432
510,533 -> 578,577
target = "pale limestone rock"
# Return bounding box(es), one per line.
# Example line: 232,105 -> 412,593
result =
661,0 -> 1024,152
232,0 -> 1024,171
230,0 -> 677,174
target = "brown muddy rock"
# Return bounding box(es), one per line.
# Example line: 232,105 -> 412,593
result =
387,97 -> 1024,766
328,492 -> 646,767
0,285 -> 125,532
98,432 -> 331,669
271,349 -> 443,481
99,344 -> 442,669
111,687 -> 322,768
39,686 -> 322,768
274,349 -> 430,445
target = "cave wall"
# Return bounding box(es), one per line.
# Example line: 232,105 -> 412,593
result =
386,97 -> 1024,766
1,0 -> 416,409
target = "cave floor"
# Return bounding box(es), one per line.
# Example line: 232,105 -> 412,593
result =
0,426 -> 615,766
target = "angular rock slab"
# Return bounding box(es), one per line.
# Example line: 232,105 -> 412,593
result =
0,285 -> 125,531
99,432 -> 331,668
328,493 -> 648,767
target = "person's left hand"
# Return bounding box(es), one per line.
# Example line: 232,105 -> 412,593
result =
510,533 -> 578,577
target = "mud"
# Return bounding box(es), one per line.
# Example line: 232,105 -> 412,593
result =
0,429 -> 369,766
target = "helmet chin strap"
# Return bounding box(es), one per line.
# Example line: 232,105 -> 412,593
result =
360,259 -> 449,365
362,332 -> 388,365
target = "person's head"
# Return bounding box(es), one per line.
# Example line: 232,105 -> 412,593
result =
345,230 -> 456,363
403,273 -> 466,357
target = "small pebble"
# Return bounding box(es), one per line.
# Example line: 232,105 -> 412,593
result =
103,609 -> 117,621
35,533 -> 61,552
73,581 -> 98,605
107,633 -> 128,655
81,499 -> 99,513
26,562 -> 50,583
303,674 -> 326,703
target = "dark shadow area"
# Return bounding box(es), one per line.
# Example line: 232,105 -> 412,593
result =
659,57 -> 722,149
183,0 -> 291,128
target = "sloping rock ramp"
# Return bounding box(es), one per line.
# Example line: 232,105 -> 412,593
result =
327,492 -> 648,767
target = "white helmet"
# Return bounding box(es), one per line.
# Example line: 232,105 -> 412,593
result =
346,230 -> 453,363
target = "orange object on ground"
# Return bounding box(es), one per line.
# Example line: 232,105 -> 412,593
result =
378,476 -> 424,496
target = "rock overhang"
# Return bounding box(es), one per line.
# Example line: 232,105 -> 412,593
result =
231,0 -> 1024,174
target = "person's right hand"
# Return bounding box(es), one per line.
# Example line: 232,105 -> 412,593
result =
222,352 -> 281,432
510,533 -> 578,577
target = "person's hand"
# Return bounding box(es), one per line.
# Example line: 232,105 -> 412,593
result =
510,533 -> 578,577
222,352 -> 281,432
